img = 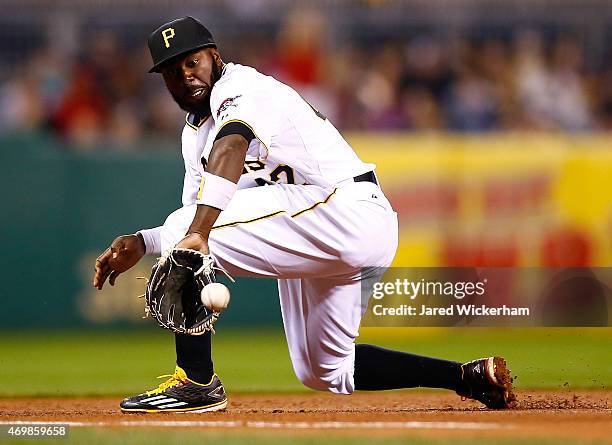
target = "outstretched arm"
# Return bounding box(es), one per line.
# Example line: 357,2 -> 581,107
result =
176,133 -> 249,252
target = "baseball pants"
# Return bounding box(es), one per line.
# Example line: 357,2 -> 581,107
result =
160,181 -> 398,394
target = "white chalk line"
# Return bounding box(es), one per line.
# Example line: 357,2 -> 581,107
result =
0,420 -> 508,430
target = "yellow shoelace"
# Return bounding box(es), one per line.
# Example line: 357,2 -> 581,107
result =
145,369 -> 188,396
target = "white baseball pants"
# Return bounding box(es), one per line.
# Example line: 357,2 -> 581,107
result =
160,181 -> 398,394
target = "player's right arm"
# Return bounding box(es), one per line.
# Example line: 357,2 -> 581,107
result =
93,122 -> 196,290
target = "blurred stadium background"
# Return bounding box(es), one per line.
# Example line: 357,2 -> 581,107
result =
1,0 -> 610,397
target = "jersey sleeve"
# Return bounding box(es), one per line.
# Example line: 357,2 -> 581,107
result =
210,75 -> 278,152
180,124 -> 203,206
138,226 -> 162,255
181,162 -> 200,206
140,125 -> 197,256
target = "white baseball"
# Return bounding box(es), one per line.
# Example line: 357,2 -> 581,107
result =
200,283 -> 231,312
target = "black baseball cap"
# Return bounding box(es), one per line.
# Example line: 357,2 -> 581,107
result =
147,16 -> 216,73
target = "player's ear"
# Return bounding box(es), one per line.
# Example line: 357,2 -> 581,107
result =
210,48 -> 221,65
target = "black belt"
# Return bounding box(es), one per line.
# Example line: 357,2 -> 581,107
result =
353,171 -> 378,185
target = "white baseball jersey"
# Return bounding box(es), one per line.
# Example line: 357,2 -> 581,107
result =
180,62 -> 375,205
139,62 -> 398,395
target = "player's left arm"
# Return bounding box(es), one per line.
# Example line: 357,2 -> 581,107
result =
175,133 -> 249,252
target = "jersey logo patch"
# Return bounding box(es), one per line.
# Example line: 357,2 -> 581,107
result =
216,95 -> 242,118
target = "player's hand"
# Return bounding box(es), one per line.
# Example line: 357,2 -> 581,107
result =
93,234 -> 146,290
176,232 -> 210,254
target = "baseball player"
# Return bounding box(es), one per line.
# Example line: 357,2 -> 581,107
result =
93,17 -> 515,413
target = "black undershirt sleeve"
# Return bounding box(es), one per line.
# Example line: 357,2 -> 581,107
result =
214,121 -> 255,144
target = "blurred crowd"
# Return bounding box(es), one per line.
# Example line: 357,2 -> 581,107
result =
2,9 -> 612,150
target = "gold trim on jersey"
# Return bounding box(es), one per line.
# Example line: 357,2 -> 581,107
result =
196,176 -> 205,201
211,188 -> 338,231
216,119 -> 269,159
291,188 -> 336,217
185,113 -> 210,131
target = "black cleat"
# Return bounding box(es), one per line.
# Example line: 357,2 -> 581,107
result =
120,366 -> 227,413
457,357 -> 516,409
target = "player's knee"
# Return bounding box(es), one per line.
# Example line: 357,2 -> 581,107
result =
294,365 -> 355,395
293,366 -> 324,391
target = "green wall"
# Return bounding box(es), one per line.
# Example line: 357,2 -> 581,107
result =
0,133 -> 281,329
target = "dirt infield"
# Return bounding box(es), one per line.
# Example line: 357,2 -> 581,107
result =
1,391 -> 610,441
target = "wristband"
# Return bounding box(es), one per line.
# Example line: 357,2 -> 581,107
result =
196,172 -> 238,210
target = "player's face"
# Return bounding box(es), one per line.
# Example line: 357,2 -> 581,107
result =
161,48 -> 222,116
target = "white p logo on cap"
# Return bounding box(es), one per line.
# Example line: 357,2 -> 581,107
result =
162,28 -> 175,48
